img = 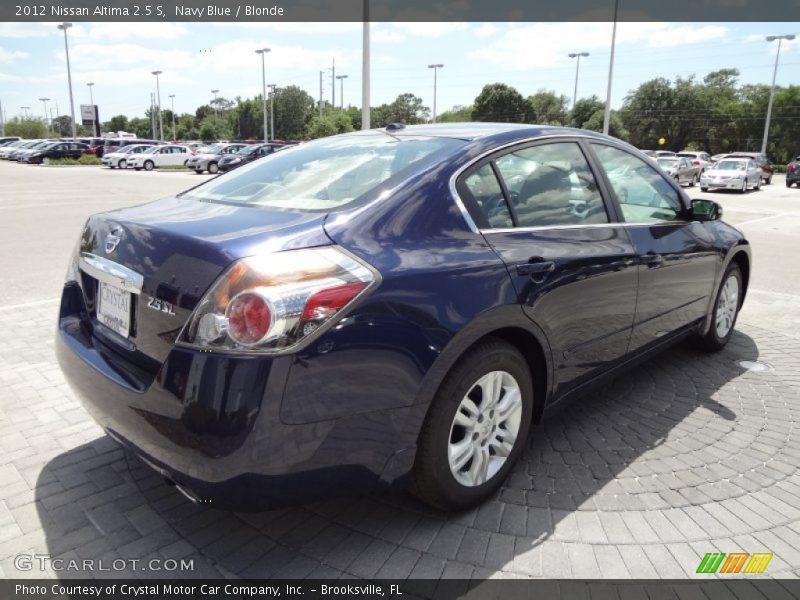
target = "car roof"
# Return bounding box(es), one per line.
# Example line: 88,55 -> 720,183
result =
350,122 -> 616,144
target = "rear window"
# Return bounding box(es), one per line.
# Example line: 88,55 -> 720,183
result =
182,133 -> 466,212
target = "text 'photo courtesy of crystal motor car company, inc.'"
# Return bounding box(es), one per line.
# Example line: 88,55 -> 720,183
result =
57,123 -> 750,511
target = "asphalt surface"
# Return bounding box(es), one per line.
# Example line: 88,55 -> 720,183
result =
1,161 -> 799,582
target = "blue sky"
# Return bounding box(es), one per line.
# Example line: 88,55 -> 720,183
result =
0,21 -> 798,123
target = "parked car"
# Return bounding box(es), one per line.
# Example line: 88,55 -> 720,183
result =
185,143 -> 247,174
656,156 -> 698,186
128,145 -> 194,171
786,155 -> 800,188
22,141 -> 89,164
56,124 -> 750,511
720,152 -> 773,185
218,142 -> 288,172
83,138 -> 107,157
0,136 -> 21,145
102,144 -> 157,169
710,153 -> 727,162
676,151 -> 712,175
639,149 -> 657,159
655,150 -> 676,157
699,157 -> 762,192
101,138 -> 160,158
11,140 -> 53,162
0,140 -> 29,158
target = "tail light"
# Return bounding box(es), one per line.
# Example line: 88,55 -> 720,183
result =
692,160 -> 700,165
178,247 -> 378,353
789,164 -> 797,172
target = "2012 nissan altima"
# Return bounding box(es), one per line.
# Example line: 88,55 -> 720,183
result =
56,123 -> 751,510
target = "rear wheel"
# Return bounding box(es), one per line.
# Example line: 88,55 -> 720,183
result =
766,174 -> 773,185
689,174 -> 697,187
694,264 -> 742,352
412,339 -> 533,510
788,180 -> 794,188
118,159 -> 126,169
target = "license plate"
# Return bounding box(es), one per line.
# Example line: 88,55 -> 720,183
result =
97,282 -> 131,338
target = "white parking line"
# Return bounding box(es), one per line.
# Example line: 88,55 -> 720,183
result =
734,212 -> 798,227
0,297 -> 59,311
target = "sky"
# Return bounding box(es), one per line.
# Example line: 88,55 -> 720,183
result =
0,21 -> 798,124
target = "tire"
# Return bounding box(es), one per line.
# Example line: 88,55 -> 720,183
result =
689,175 -> 697,187
700,187 -> 708,193
118,159 -> 126,169
766,175 -> 772,185
787,180 -> 794,188
143,160 -> 154,171
108,165 -> 115,169
739,178 -> 747,193
208,162 -> 219,174
134,168 -> 142,171
194,170 -> 203,175
754,177 -> 761,191
694,264 -> 742,352
412,339 -> 534,510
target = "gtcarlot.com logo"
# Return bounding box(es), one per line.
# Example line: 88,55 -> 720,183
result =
697,552 -> 773,574
14,553 -> 194,572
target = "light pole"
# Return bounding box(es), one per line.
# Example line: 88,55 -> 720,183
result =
336,74 -> 348,109
151,71 -> 163,141
362,0 -> 370,130
39,97 -> 50,135
86,82 -> 95,136
428,64 -> 444,123
568,52 -> 589,109
211,89 -> 219,119
602,0 -> 618,135
21,106 -> 30,119
268,84 -> 277,141
762,34 -> 795,155
168,94 -> 176,141
57,22 -> 77,140
319,71 -> 324,117
255,48 -> 270,143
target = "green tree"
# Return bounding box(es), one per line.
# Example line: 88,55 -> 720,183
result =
273,85 -> 315,140
472,83 -> 529,122
388,93 -> 429,124
50,115 -> 74,137
582,109 -> 628,139
437,105 -> 473,123
568,96 -> 604,129
198,116 -> 232,141
104,115 -> 129,133
127,117 -> 154,138
305,112 -> 354,139
5,117 -> 47,138
231,96 -> 264,140
528,90 -> 569,125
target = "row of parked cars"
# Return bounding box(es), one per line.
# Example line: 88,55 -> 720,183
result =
0,137 -> 91,164
639,148 -> 780,192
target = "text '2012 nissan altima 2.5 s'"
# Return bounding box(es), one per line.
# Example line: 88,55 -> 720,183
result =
56,123 -> 751,511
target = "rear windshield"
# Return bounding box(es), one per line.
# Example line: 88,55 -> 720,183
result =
182,133 -> 466,211
715,160 -> 747,170
657,158 -> 678,167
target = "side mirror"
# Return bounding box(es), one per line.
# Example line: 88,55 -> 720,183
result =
691,199 -> 722,222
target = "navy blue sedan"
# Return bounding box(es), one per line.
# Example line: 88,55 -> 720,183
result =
56,124 -> 750,510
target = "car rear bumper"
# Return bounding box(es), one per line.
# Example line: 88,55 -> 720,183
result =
55,283 -> 419,509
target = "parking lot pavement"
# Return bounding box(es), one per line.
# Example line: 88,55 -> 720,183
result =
1,163 -> 799,580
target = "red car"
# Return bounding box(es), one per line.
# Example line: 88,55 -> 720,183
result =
787,155 -> 800,188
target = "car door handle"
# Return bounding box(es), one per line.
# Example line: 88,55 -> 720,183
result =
516,260 -> 555,276
640,253 -> 664,268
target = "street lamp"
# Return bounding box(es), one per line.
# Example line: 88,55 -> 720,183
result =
151,71 -> 163,141
428,64 -> 444,123
39,97 -> 50,135
268,84 -> 277,142
86,82 -> 95,136
255,48 -> 270,142
336,74 -> 348,109
568,52 -> 589,109
168,94 -> 176,141
57,22 -> 77,140
211,89 -> 219,119
602,0 -> 619,135
762,34 -> 796,155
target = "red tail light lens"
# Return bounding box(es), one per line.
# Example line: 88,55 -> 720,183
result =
179,247 -> 378,353
693,160 -> 700,165
789,164 -> 796,172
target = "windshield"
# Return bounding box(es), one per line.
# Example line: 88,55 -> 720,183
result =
715,160 -> 747,170
201,144 -> 224,154
142,146 -> 161,154
237,145 -> 261,155
182,133 -> 466,211
657,158 -> 678,168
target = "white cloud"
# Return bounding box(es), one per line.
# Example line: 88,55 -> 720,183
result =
392,22 -> 469,38
0,23 -> 53,39
372,28 -> 406,43
0,48 -> 29,64
473,24 -> 499,38
645,25 -> 726,48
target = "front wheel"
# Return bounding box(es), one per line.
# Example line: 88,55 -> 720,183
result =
118,159 -> 126,169
412,339 -> 533,510
739,179 -> 747,193
143,160 -> 154,171
754,177 -> 761,191
208,162 -> 219,174
694,264 -> 742,352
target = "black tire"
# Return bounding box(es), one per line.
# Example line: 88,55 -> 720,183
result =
700,187 -> 708,192
412,339 -> 534,510
118,159 -> 126,169
739,178 -> 746,193
787,180 -> 794,188
754,177 -> 761,191
208,162 -> 219,174
134,167 -> 141,171
194,170 -> 203,175
694,263 -> 742,353
689,175 -> 696,187
766,175 -> 772,185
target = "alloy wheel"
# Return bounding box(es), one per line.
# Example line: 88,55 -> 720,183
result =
715,275 -> 739,338
448,370 -> 523,487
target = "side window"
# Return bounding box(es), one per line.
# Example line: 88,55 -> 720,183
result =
461,164 -> 513,229
592,144 -> 684,224
494,142 -> 608,227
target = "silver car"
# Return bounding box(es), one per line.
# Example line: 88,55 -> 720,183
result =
677,151 -> 713,176
656,156 -> 697,186
700,158 -> 761,193
185,143 -> 247,174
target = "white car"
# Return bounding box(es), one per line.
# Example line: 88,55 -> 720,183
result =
102,144 -> 156,169
128,145 -> 194,171
0,140 -> 30,159
677,151 -> 713,176
700,158 -> 762,193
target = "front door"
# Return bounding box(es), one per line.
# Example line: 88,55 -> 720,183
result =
589,143 -> 718,352
457,139 -> 639,397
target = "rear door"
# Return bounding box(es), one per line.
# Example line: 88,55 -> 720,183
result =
457,138 -> 639,396
589,142 -> 718,352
